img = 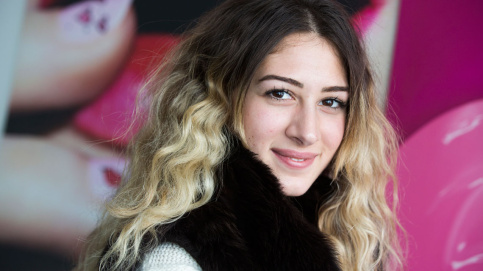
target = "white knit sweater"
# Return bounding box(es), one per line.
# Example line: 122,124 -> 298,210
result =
140,242 -> 202,271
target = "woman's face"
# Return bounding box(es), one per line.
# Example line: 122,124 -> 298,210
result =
242,33 -> 348,196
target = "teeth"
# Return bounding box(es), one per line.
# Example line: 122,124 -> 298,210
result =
290,157 -> 305,162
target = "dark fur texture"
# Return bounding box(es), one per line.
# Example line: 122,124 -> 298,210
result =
160,146 -> 341,270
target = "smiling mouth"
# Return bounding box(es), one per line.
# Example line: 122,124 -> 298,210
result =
271,148 -> 317,169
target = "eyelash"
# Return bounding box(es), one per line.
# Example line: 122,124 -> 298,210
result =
321,97 -> 347,109
264,89 -> 347,109
265,89 -> 293,100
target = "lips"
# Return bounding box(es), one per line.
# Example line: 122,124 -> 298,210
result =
271,148 -> 318,169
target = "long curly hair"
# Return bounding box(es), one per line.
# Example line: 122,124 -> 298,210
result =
76,0 -> 404,270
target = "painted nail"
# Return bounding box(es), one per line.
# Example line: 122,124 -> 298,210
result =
103,167 -> 122,187
58,0 -> 133,43
88,157 -> 127,200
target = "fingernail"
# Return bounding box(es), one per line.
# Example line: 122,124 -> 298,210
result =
58,0 -> 133,43
88,157 -> 127,200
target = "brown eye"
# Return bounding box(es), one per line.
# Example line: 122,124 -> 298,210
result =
322,99 -> 334,107
272,91 -> 286,99
266,89 -> 292,100
320,98 -> 345,108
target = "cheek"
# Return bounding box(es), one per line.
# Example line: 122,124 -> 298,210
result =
321,116 -> 346,151
243,108 -> 272,148
242,101 -> 284,152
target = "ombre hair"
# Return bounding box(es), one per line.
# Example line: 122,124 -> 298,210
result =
77,0 -> 404,270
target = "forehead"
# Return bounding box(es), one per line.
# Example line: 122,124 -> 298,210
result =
271,32 -> 340,59
254,32 -> 347,86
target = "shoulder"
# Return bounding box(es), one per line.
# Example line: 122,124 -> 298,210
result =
139,242 -> 202,271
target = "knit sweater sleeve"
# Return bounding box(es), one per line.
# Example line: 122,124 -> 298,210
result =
139,242 -> 202,271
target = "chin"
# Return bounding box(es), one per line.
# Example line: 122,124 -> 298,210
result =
280,182 -> 311,197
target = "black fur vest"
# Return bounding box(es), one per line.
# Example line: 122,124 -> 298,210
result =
152,146 -> 341,271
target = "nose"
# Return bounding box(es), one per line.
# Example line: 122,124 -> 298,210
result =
285,105 -> 319,146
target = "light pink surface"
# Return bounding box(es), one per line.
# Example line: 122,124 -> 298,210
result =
398,99 -> 483,270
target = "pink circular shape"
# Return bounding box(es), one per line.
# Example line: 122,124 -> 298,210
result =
398,99 -> 483,270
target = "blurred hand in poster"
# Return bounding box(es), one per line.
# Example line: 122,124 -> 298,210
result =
1,0 -> 135,257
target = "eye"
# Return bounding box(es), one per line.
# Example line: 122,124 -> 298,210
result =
265,89 -> 293,100
320,98 -> 346,109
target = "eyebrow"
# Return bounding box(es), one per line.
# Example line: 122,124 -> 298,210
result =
258,74 -> 349,92
259,75 -> 304,88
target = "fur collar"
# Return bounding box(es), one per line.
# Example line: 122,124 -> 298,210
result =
161,146 -> 341,271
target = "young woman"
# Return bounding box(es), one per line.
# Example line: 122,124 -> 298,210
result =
77,0 -> 403,270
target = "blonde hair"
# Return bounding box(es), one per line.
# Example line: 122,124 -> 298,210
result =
321,66 -> 403,270
77,0 -> 404,270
